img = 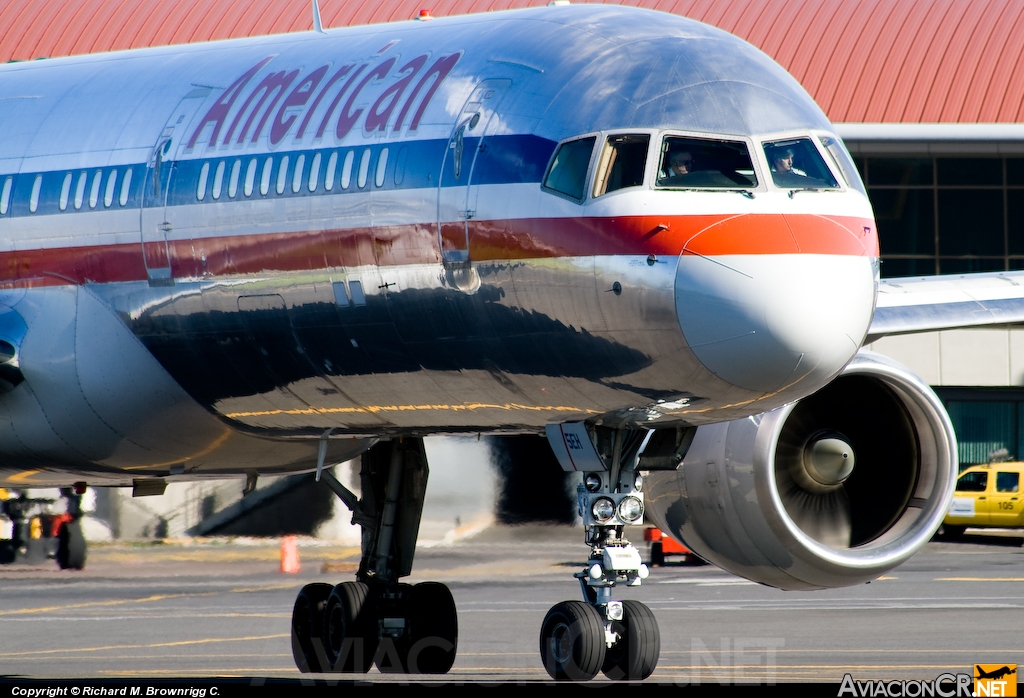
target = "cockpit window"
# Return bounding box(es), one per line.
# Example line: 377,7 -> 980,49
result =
763,137 -> 839,189
656,137 -> 757,189
593,134 -> 649,197
819,135 -> 866,195
543,136 -> 597,201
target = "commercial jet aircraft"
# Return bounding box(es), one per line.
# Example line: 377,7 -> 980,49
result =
3,1 -> 1024,681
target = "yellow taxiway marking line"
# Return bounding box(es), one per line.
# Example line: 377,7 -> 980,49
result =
0,592 -> 216,617
937,577 -> 1024,581
7,469 -> 41,483
3,634 -> 289,658
0,582 -> 299,617
225,402 -> 601,419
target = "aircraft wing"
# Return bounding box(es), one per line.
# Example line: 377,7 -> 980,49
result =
867,271 -> 1024,342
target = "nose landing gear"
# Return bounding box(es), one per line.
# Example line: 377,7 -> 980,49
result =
539,522 -> 660,681
541,423 -> 665,681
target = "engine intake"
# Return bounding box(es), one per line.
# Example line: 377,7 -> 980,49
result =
644,351 -> 957,590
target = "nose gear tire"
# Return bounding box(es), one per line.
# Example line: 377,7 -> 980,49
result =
540,600 -> 607,681
601,599 -> 660,680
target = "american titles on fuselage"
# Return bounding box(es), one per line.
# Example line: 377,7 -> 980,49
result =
186,49 -> 462,151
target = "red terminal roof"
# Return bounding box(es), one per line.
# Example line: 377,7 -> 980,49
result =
3,0 -> 1024,123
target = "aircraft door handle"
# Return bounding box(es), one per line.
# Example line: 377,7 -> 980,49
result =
158,222 -> 171,233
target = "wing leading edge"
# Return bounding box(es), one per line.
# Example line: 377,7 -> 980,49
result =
867,270 -> 1024,343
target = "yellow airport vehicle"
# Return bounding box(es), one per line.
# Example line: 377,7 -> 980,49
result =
942,462 -> 1024,538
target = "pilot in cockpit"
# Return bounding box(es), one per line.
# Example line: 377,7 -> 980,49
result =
667,150 -> 694,177
768,145 -> 809,186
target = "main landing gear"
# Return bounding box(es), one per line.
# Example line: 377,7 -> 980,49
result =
289,439 -> 458,675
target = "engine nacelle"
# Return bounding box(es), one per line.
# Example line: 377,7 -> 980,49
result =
644,351 -> 957,590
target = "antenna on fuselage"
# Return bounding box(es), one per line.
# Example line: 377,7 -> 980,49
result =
312,0 -> 326,34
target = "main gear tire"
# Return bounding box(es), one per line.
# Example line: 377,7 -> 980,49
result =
291,583 -> 333,672
323,581 -> 377,672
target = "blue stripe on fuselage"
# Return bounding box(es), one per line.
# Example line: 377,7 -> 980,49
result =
0,134 -> 557,220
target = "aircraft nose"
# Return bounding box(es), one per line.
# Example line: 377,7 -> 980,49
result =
675,214 -> 876,394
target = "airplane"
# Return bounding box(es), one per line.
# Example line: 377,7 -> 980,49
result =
2,0 -> 1022,682
977,667 -> 1017,681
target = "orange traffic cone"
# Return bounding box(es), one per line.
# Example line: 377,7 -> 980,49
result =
280,535 -> 300,573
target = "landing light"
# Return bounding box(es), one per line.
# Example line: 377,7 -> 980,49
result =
592,497 -> 615,523
617,496 -> 644,523
585,473 -> 602,492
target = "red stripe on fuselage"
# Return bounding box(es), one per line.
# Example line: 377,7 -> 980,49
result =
0,213 -> 876,287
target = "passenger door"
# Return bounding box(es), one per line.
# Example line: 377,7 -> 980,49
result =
436,79 -> 510,264
140,88 -> 210,286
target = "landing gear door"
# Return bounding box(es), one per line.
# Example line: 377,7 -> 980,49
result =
140,87 -> 211,286
436,79 -> 510,264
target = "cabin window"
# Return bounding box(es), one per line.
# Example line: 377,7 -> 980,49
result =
0,176 -> 10,215
762,137 -> 838,189
349,279 -> 366,306
276,155 -> 290,195
375,148 -> 388,187
29,174 -> 42,213
119,168 -> 132,206
245,159 -> 257,197
74,172 -> 86,209
104,170 -> 117,207
593,134 -> 649,197
60,173 -> 72,211
543,136 -> 596,201
197,162 -> 210,201
325,152 -> 338,190
89,170 -> 102,208
357,149 -> 371,188
229,160 -> 241,198
292,154 -> 305,193
212,161 -> 226,199
657,136 -> 757,189
341,151 -> 354,189
394,147 -> 408,186
260,157 -> 273,196
309,153 -> 321,192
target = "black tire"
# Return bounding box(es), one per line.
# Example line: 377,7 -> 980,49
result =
56,520 -> 86,570
323,581 -> 377,672
539,600 -> 606,681
602,600 -> 661,680
291,583 -> 333,672
650,542 -> 665,567
938,524 -> 967,540
404,582 -> 458,674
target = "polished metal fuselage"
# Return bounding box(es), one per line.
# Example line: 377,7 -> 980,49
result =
0,5 -> 878,484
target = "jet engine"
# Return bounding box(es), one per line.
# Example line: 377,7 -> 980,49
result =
643,351 -> 957,590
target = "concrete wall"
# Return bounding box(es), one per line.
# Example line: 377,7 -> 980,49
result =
866,329 -> 1024,387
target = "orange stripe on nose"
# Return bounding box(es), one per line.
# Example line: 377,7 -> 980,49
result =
682,214 -> 876,257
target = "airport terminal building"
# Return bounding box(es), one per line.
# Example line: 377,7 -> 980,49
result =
3,0 -> 1024,468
